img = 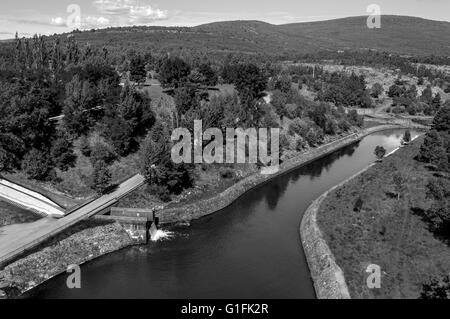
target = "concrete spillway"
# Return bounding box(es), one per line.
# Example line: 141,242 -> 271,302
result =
0,179 -> 65,217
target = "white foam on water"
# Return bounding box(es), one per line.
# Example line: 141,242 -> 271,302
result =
150,229 -> 174,242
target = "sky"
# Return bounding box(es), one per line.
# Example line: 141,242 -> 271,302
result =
0,0 -> 449,39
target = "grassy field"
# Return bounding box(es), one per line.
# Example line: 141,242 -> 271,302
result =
317,136 -> 450,298
0,200 -> 41,227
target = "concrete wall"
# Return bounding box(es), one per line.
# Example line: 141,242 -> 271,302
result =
0,179 -> 65,217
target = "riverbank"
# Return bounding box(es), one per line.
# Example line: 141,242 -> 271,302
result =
0,220 -> 137,299
300,165 -> 376,299
156,124 -> 423,225
307,134 -> 450,298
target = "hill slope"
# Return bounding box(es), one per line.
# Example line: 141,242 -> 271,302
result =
29,16 -> 450,57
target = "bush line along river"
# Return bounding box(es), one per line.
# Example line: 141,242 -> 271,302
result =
24,128 -> 420,299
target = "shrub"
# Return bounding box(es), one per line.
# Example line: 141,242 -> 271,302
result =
347,109 -> 364,127
219,167 -> 234,179
288,118 -> 305,136
420,276 -> 450,299
295,137 -> 306,151
353,197 -> 363,212
422,201 -> 450,234
148,184 -> 171,202
284,103 -> 300,119
279,132 -> 290,152
305,127 -> 324,147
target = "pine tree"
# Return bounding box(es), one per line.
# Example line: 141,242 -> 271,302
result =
419,129 -> 444,164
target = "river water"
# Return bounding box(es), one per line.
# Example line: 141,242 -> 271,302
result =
28,129 -> 419,299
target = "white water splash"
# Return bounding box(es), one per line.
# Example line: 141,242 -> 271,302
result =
150,229 -> 174,242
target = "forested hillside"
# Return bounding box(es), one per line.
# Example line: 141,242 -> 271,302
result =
2,16 -> 447,59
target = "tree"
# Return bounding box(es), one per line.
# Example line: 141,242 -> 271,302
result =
90,160 -> 111,194
426,178 -> 450,201
221,62 -> 239,84
392,172 -> 407,200
387,84 -> 405,98
0,132 -> 24,172
51,134 -> 77,171
159,57 -> 191,88
233,63 -> 268,126
139,123 -> 192,200
403,130 -> 411,144
174,84 -> 201,116
271,90 -> 288,117
63,75 -> 99,137
273,73 -> 292,94
117,83 -> 155,138
105,115 -> 136,157
347,109 -> 364,127
423,200 -> 450,233
197,63 -> 218,86
129,54 -> 146,84
432,105 -> 450,132
418,129 -> 444,163
432,93 -> 442,110
22,149 -> 53,181
420,85 -> 433,104
370,83 -> 384,98
374,145 -> 386,161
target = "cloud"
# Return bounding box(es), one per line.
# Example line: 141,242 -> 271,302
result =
93,0 -> 169,24
46,1 -> 169,31
49,15 -> 111,29
84,16 -> 111,28
51,17 -> 66,26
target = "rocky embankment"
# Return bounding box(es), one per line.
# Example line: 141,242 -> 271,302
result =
0,221 -> 136,299
300,167 -> 375,299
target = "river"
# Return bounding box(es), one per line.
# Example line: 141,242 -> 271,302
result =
27,129 -> 420,299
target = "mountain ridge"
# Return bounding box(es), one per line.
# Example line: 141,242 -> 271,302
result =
3,15 -> 450,57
